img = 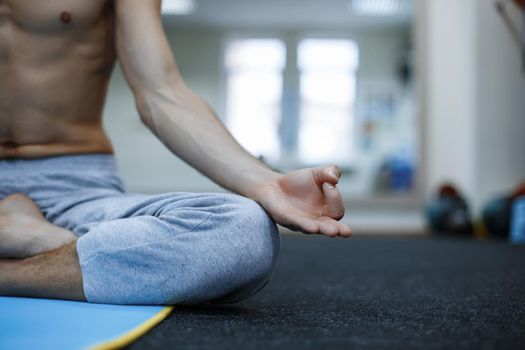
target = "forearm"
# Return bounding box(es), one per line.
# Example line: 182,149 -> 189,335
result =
136,80 -> 282,198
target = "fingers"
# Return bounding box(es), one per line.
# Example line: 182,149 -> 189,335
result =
283,214 -> 352,238
318,217 -> 352,238
314,165 -> 341,185
275,208 -> 320,234
317,221 -> 337,237
294,218 -> 319,234
322,182 -> 345,220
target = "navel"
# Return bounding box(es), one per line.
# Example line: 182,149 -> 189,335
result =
60,11 -> 72,24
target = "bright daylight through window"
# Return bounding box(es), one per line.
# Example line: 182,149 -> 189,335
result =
298,39 -> 359,165
225,38 -> 359,167
225,39 -> 286,164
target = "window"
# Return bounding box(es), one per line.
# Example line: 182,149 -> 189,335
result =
224,39 -> 286,164
298,39 -> 359,165
224,37 -> 359,167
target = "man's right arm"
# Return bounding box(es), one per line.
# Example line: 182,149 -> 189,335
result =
113,0 -> 350,237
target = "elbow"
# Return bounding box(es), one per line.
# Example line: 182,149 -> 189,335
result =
132,71 -> 184,129
133,78 -> 209,131
134,88 -> 179,131
135,92 -> 155,129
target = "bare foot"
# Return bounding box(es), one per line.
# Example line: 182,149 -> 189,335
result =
0,194 -> 77,258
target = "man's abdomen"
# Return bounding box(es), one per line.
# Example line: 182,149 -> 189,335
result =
0,110 -> 114,158
0,0 -> 116,159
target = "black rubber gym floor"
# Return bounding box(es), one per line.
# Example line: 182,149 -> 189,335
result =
128,233 -> 525,350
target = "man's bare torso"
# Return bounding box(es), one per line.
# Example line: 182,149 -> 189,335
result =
0,0 -> 115,158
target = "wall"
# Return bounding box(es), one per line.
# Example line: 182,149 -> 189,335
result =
475,0 -> 525,209
424,0 -> 478,202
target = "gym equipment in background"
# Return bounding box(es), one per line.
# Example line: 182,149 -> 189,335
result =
374,151 -> 415,194
483,182 -> 525,238
511,197 -> 525,244
426,183 -> 473,235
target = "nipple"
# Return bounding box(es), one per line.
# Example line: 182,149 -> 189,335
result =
60,11 -> 72,24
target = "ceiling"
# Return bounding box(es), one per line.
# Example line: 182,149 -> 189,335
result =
162,0 -> 415,30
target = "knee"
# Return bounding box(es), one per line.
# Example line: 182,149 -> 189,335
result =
212,195 -> 280,303
110,194 -> 280,305
239,196 -> 279,268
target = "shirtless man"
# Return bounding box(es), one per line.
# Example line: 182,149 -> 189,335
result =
0,0 -> 351,305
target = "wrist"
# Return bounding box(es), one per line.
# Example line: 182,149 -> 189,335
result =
242,168 -> 283,201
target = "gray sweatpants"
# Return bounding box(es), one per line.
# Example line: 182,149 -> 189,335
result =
0,154 -> 280,305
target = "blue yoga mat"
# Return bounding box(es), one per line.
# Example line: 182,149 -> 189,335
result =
0,297 -> 173,350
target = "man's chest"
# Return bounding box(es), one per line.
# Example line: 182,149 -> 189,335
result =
1,0 -> 111,31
